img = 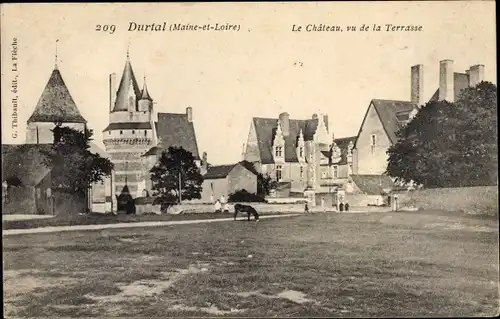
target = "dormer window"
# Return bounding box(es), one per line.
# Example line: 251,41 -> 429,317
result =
275,146 -> 283,157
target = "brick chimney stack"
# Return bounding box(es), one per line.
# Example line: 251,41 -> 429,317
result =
439,60 -> 454,102
411,64 -> 424,106
186,107 -> 193,122
469,64 -> 485,87
109,73 -> 116,112
279,112 -> 290,137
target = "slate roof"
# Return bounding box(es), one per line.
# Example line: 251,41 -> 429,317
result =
155,113 -> 200,160
203,164 -> 236,180
355,99 -> 418,147
89,142 -> 110,159
113,58 -> 142,112
252,117 -> 328,164
27,69 -> 87,124
350,174 -> 395,195
1,144 -> 52,186
333,136 -> 356,165
428,72 -> 470,103
239,160 -> 260,175
103,122 -> 152,132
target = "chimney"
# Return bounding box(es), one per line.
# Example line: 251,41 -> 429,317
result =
312,113 -> 318,120
323,114 -> 329,131
109,73 -> 116,112
411,64 -> 424,106
439,60 -> 454,102
186,106 -> 193,122
201,151 -> 208,175
278,112 -> 290,137
469,64 -> 485,87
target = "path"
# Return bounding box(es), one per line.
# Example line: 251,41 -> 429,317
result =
3,214 -> 302,236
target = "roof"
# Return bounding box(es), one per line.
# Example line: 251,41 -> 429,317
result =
355,99 -> 418,147
89,142 -> 110,159
142,146 -> 159,157
252,117 -> 327,164
203,164 -> 236,179
238,160 -> 259,175
429,72 -> 470,103
333,136 -> 356,165
141,80 -> 153,101
27,69 -> 87,124
155,112 -> 200,160
102,122 -> 152,132
350,174 -> 395,195
1,144 -> 52,186
113,58 -> 142,112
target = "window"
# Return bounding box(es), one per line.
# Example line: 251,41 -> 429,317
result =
108,131 -> 111,135
370,134 -> 376,154
36,188 -> 41,199
120,130 -> 123,135
275,146 -> 283,157
300,166 -> 304,178
144,130 -> 147,136
299,147 -> 304,158
276,165 -> 282,181
333,165 -> 338,179
132,130 -> 135,134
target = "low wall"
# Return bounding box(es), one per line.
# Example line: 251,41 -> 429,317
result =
398,186 -> 498,215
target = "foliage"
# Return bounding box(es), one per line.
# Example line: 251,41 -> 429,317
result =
150,146 -> 203,206
386,81 -> 497,188
228,189 -> 267,203
41,124 -> 113,196
257,172 -> 278,196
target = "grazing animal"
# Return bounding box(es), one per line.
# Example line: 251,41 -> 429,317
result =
234,204 -> 260,221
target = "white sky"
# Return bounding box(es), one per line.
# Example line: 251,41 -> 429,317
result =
1,2 -> 496,164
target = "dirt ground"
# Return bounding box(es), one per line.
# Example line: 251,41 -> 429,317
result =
3,210 -> 499,317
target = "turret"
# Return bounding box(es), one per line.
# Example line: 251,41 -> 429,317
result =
138,76 -> 153,113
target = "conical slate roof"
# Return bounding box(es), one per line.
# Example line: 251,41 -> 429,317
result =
27,69 -> 87,124
113,58 -> 142,111
141,80 -> 152,101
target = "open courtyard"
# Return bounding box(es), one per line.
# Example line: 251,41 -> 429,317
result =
3,210 -> 499,317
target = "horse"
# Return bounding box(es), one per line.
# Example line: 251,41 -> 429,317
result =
233,203 -> 260,221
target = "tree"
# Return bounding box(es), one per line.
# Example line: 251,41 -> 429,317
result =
150,146 -> 203,206
257,172 -> 277,196
386,81 -> 497,188
41,124 -> 114,197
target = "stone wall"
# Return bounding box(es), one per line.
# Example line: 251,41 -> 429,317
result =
398,186 -> 498,215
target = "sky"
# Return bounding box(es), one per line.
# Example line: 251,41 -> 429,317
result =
1,2 -> 496,164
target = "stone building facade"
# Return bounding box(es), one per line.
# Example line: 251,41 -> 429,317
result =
243,112 -> 356,197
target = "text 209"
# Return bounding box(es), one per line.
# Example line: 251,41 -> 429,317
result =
95,24 -> 116,34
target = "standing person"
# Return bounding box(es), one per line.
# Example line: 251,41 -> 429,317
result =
214,199 -> 221,213
304,200 -> 309,214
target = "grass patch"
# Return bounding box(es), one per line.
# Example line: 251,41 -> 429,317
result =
2,211 -> 284,230
3,211 -> 499,317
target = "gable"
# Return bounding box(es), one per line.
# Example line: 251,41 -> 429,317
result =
252,117 -> 324,164
155,113 -> 200,160
244,121 -> 261,163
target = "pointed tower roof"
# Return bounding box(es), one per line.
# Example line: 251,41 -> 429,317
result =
140,76 -> 153,101
27,68 -> 86,124
113,55 -> 142,111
